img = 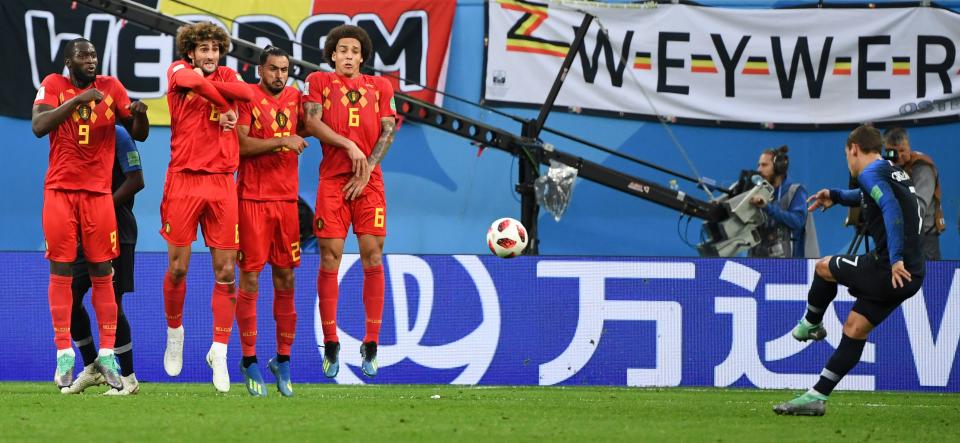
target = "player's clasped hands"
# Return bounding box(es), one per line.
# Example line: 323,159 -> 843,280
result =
282,135 -> 308,154
342,166 -> 370,201
75,88 -> 103,104
806,188 -> 834,212
219,109 -> 237,131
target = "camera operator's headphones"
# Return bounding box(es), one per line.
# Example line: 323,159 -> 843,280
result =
772,146 -> 789,177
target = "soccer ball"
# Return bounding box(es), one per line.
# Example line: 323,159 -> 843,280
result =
486,217 -> 528,258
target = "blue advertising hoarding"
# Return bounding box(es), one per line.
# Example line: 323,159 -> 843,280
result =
1,253 -> 957,391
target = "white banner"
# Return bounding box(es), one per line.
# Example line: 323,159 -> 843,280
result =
484,1 -> 960,126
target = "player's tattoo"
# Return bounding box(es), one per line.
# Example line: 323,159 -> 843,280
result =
304,102 -> 322,118
368,118 -> 397,166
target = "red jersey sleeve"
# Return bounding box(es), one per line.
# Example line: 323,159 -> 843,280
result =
376,77 -> 397,119
237,97 -> 253,127
303,72 -> 327,104
111,78 -> 133,120
34,75 -> 62,108
168,61 -> 230,110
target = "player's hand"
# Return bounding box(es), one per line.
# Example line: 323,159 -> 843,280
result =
346,142 -> 368,177
342,168 -> 371,201
806,188 -> 834,212
126,101 -> 148,114
75,88 -> 104,105
219,109 -> 237,131
749,195 -> 767,208
283,135 -> 308,154
193,67 -> 204,77
891,260 -> 912,289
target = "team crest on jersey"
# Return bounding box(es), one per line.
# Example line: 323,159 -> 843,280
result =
345,89 -> 361,104
77,104 -> 92,121
275,112 -> 288,128
316,218 -> 324,231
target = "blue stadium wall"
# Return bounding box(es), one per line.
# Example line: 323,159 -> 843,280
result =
2,254 -> 958,391
0,0 -> 959,257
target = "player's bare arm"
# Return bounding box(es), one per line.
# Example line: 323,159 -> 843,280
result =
806,188 -> 834,212
238,125 -> 307,156
120,101 -> 149,141
303,101 -> 368,177
113,170 -> 144,206
30,88 -> 102,138
367,117 -> 397,167
342,116 -> 397,200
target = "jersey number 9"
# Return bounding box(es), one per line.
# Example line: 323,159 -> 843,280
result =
78,124 -> 90,145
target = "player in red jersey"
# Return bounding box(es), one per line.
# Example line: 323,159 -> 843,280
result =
160,22 -> 253,393
235,45 -> 307,397
303,25 -> 398,378
31,38 -> 148,391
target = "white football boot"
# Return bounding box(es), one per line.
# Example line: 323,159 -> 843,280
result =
206,342 -> 230,393
60,363 -> 104,394
164,326 -> 184,376
104,373 -> 140,396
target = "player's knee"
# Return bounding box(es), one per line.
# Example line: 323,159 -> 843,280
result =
215,263 -> 236,283
167,265 -> 188,280
239,272 -> 259,293
274,270 -> 295,290
89,261 -> 113,277
815,257 -> 833,280
360,251 -> 382,268
320,250 -> 341,269
842,315 -> 872,339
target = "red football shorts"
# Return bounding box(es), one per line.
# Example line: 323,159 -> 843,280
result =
238,199 -> 301,272
313,175 -> 387,239
42,189 -> 118,263
160,171 -> 239,250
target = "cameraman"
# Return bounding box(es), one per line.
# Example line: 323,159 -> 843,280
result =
883,128 -> 944,260
748,146 -> 817,258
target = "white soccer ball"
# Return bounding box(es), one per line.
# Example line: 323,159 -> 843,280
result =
486,217 -> 528,258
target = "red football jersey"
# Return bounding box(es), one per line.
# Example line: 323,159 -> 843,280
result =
166,60 -> 243,173
302,72 -> 396,179
237,84 -> 302,201
34,74 -> 132,193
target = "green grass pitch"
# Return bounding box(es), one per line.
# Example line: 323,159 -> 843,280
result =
1,383 -> 957,441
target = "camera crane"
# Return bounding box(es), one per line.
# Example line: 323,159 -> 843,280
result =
79,0 -> 769,256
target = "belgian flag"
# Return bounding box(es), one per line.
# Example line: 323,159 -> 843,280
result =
634,52 -> 652,70
742,56 -> 769,75
833,57 -> 851,76
892,57 -> 910,76
690,54 -> 717,73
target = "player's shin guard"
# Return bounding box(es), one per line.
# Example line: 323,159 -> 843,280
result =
362,265 -> 385,344
805,275 -> 838,325
237,289 -> 258,357
212,282 -> 237,344
317,269 -> 339,343
163,272 -> 186,328
49,275 -> 74,350
90,275 -> 118,350
813,333 -> 867,396
274,288 -> 296,356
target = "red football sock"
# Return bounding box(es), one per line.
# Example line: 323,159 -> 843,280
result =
212,282 -> 237,344
317,269 -> 339,343
90,274 -> 118,350
48,274 -> 73,350
362,265 -> 385,344
274,288 -> 297,356
163,272 -> 186,328
236,288 -> 258,357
